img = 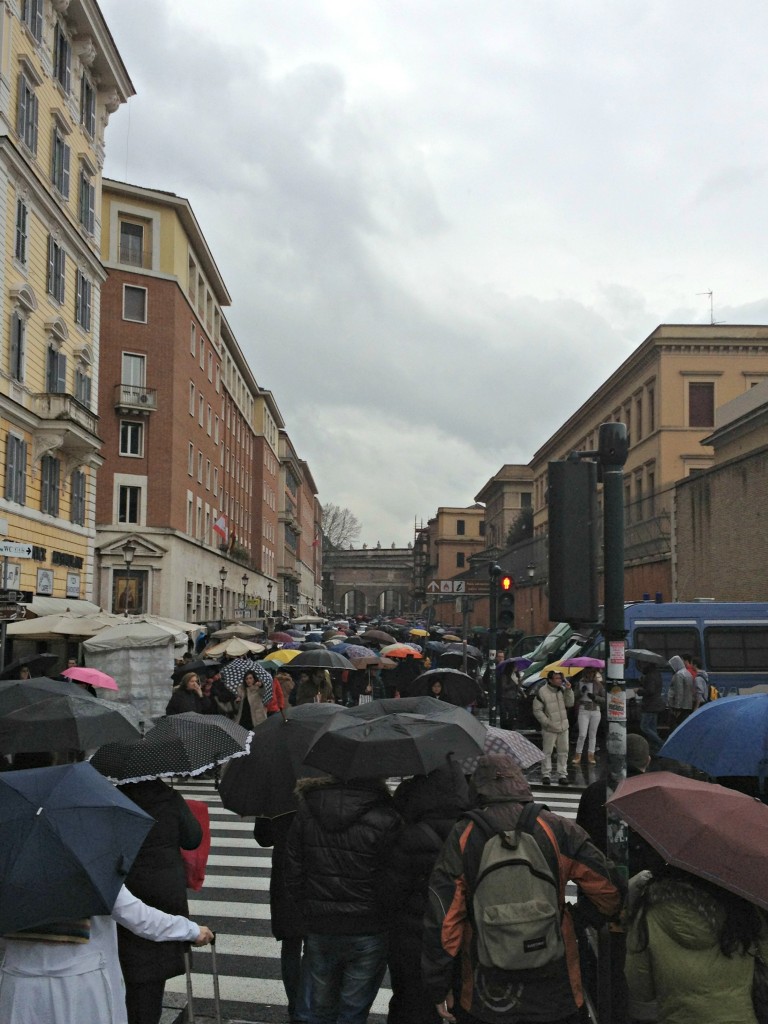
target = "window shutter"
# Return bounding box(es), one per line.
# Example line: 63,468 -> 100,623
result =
52,459 -> 60,516
16,76 -> 26,138
19,440 -> 27,504
62,143 -> 70,198
75,271 -> 82,323
10,315 -> 22,380
47,236 -> 55,294
32,0 -> 43,39
57,353 -> 67,393
5,437 -> 17,500
41,457 -> 50,512
30,92 -> 38,152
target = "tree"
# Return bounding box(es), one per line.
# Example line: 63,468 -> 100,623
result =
506,505 -> 533,547
322,503 -> 362,551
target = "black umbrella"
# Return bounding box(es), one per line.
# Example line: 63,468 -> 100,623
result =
625,648 -> 671,667
360,630 -> 397,645
437,651 -> 481,672
91,712 -> 252,783
444,642 -> 483,660
0,653 -> 58,680
0,762 -> 154,933
285,650 -> 356,672
398,668 -> 480,707
298,642 -> 326,651
0,677 -> 144,753
302,709 -> 486,780
218,703 -> 345,818
171,658 -> 213,681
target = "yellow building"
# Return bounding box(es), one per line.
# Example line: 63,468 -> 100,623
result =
0,1 -> 132,602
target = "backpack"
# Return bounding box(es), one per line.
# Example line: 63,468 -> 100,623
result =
698,673 -> 719,703
465,803 -> 564,972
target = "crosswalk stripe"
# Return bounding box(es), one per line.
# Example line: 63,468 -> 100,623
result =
166,973 -> 393,1015
203,874 -> 270,891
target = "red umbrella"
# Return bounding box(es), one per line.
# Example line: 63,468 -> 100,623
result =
268,632 -> 294,643
607,771 -> 768,911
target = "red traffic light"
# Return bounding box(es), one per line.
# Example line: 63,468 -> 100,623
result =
500,575 -> 513,592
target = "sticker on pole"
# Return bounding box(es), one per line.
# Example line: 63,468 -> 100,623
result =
607,686 -> 626,722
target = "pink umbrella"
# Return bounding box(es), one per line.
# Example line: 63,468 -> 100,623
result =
558,656 -> 605,669
61,666 -> 119,691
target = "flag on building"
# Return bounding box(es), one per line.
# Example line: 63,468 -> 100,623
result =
213,514 -> 228,543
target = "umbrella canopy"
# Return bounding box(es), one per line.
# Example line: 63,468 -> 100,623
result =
444,642 -> 483,660
0,678 -> 144,754
379,644 -> 424,660
625,648 -> 671,667
218,703 -> 346,817
302,709 -> 486,780
286,629 -> 304,637
0,762 -> 154,933
91,712 -> 252,783
211,622 -> 264,639
0,653 -> 59,680
559,656 -> 605,669
263,649 -> 301,665
360,630 -> 397,645
659,694 -> 768,783
61,666 -> 119,692
496,657 -> 531,676
399,667 -> 478,706
607,771 -> 768,912
219,656 -> 255,693
171,658 -> 218,682
460,725 -> 545,774
291,615 -> 325,625
205,636 -> 265,658
285,650 -> 356,672
442,634 -> 463,643
409,628 -> 429,637
268,632 -> 295,644
541,660 -> 582,678
6,611 -> 120,639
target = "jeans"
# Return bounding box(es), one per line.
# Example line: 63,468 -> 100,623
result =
305,932 -> 388,1024
575,707 -> 601,754
541,729 -> 569,778
640,712 -> 663,754
282,936 -> 311,1022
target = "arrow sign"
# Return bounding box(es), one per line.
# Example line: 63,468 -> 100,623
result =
0,541 -> 32,559
427,580 -> 439,593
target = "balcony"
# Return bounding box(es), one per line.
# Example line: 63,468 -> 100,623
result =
31,392 -> 101,466
114,384 -> 157,414
118,244 -> 152,269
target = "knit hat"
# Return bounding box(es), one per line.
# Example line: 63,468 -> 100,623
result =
469,753 -> 533,805
627,733 -> 650,771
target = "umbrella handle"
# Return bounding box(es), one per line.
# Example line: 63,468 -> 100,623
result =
280,708 -> 288,723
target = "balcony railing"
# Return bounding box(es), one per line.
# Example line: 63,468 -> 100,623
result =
33,392 -> 98,436
118,243 -> 152,269
114,384 -> 157,412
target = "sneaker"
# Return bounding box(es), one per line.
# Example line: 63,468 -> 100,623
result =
541,776 -> 551,786
559,776 -> 570,786
571,753 -> 582,765
587,753 -> 597,764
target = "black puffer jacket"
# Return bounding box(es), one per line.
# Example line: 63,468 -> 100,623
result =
390,762 -> 472,937
285,776 -> 402,935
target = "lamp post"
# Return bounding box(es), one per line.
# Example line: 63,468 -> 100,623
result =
267,581 -> 273,613
218,566 -> 228,629
527,563 -> 535,634
241,573 -> 249,620
121,540 -> 137,617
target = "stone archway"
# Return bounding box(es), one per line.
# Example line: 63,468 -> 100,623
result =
339,589 -> 367,616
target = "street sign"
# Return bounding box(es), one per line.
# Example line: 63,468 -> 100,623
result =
0,541 -> 32,559
464,579 -> 490,594
439,580 -> 471,593
427,580 -> 439,593
0,590 -> 33,603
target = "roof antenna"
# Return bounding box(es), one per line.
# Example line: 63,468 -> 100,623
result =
697,290 -> 724,325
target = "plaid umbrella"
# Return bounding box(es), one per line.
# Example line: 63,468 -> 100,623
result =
460,725 -> 545,774
90,712 -> 252,783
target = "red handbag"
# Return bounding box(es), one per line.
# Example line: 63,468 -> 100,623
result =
180,799 -> 211,891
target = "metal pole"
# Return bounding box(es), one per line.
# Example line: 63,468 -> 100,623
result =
488,563 -> 501,726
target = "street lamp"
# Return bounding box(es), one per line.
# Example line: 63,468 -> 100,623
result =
267,581 -> 273,613
241,573 -> 249,619
218,566 -> 228,629
121,540 -> 136,617
527,563 -> 535,634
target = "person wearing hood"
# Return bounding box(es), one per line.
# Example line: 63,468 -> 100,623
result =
636,660 -> 665,755
626,863 -> 768,1024
285,774 -> 402,1024
422,754 -> 625,1024
387,762 -> 472,1024
667,656 -> 694,728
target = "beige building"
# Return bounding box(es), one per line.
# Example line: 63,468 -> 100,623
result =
0,0 -> 131,602
420,504 -> 486,588
475,465 -> 532,554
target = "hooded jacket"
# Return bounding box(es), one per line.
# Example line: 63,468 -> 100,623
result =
422,755 -> 624,1023
626,875 -> 768,1024
284,776 -> 402,935
667,656 -> 693,711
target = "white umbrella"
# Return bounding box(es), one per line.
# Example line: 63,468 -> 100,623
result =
205,637 -> 266,658
211,622 -> 264,639
7,611 -> 121,639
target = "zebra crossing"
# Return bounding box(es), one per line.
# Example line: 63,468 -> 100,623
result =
169,779 -> 584,1023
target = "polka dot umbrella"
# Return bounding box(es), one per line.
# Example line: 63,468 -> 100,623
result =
90,712 -> 253,783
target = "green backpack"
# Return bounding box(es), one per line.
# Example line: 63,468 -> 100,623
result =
466,803 -> 564,972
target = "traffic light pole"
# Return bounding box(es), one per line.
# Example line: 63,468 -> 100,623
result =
488,562 -> 501,725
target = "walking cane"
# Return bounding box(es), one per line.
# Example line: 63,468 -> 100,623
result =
211,933 -> 223,1024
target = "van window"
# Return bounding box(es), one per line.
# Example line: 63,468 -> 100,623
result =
704,626 -> 768,672
633,627 -> 700,663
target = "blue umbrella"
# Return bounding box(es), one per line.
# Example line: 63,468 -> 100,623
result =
0,762 -> 154,933
660,694 -> 768,787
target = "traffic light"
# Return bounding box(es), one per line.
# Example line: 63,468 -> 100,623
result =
498,573 -> 514,627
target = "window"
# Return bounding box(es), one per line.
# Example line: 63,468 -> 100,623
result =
121,352 -> 145,389
120,421 -> 143,457
123,285 -> 147,323
646,469 -> 655,518
208,351 -> 213,381
456,519 -> 465,535
456,552 -> 465,568
17,74 -> 38,153
521,492 -> 532,507
188,442 -> 194,475
634,627 -> 700,663
118,485 -> 140,523
635,395 -> 643,441
689,382 -> 715,428
647,383 -> 656,433
21,0 -> 43,40
70,470 -> 86,525
479,520 -> 486,536
197,451 -> 203,482
199,337 -> 205,370
74,368 -> 91,406
190,323 -> 196,355
206,460 -> 211,490
41,455 -> 60,516
119,221 -> 144,267
189,382 -> 195,415
15,198 -> 28,264
80,74 -> 95,137
79,170 -> 95,234
5,435 -> 27,504
47,236 -> 66,303
53,22 -> 71,93
51,128 -> 70,197
207,405 -> 212,435
198,395 -> 204,425
213,467 -> 218,496
705,626 -> 768,672
46,346 -> 67,393
9,313 -> 25,381
75,271 -> 91,331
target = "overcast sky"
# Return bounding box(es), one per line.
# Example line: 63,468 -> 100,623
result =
100,1 -> 768,547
